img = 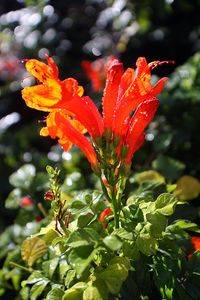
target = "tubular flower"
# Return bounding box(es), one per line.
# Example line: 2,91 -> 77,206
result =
22,55 -> 168,169
22,55 -> 103,138
40,111 -> 98,166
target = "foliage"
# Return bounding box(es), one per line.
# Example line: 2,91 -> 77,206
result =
0,165 -> 200,299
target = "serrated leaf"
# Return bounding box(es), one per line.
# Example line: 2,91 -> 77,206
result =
173,220 -> 200,233
46,288 -> 64,300
30,279 -> 49,300
62,282 -> 87,300
155,193 -> 178,216
174,175 -> 200,200
21,237 -> 48,267
112,228 -> 133,240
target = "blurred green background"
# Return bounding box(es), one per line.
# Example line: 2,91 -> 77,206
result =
0,0 -> 200,232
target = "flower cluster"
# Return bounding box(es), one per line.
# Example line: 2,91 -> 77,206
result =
21,55 -> 168,227
22,56 -> 167,168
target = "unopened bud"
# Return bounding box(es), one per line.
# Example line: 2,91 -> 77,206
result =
120,144 -> 129,159
103,128 -> 112,142
113,134 -> 120,147
92,164 -> 102,176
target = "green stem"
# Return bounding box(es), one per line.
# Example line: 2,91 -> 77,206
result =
9,261 -> 32,273
60,219 -> 69,236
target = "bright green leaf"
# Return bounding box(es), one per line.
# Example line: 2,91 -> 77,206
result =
68,245 -> 98,276
46,288 -> 64,300
103,235 -> 123,251
30,279 -> 49,300
155,193 -> 178,216
62,282 -> 87,300
83,280 -> 108,300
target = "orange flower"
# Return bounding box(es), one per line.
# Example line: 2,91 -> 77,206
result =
41,111 -> 98,166
22,55 -> 168,168
22,56 -> 103,138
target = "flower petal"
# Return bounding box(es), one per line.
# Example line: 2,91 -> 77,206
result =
125,98 -> 159,163
25,58 -> 58,83
102,59 -> 123,129
22,79 -> 62,111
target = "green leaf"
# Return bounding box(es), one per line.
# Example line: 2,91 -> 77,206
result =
83,280 -> 108,300
99,257 -> 130,295
46,288 -> 64,300
77,211 -> 94,228
146,212 -> 167,237
21,271 -> 45,286
112,228 -> 133,240
155,193 -> 178,216
44,229 -> 59,245
122,241 -> 140,259
103,235 -> 123,251
59,260 -> 71,281
62,282 -> 87,300
20,286 -> 30,300
48,257 -> 59,279
21,237 -> 48,267
9,164 -> 36,189
136,234 -> 158,256
30,279 -> 49,300
65,270 -> 76,288
67,231 -> 90,248
68,245 -> 98,276
172,220 -> 200,233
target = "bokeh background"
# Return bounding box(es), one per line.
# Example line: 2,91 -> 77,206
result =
1,0 -> 200,231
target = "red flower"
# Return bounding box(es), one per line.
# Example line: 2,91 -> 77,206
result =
188,236 -> 200,259
191,236 -> 200,251
21,55 -> 167,168
20,196 -> 33,207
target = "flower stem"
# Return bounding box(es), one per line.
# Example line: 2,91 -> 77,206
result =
9,261 -> 32,273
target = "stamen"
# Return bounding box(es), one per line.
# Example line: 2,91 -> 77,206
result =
149,60 -> 176,70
